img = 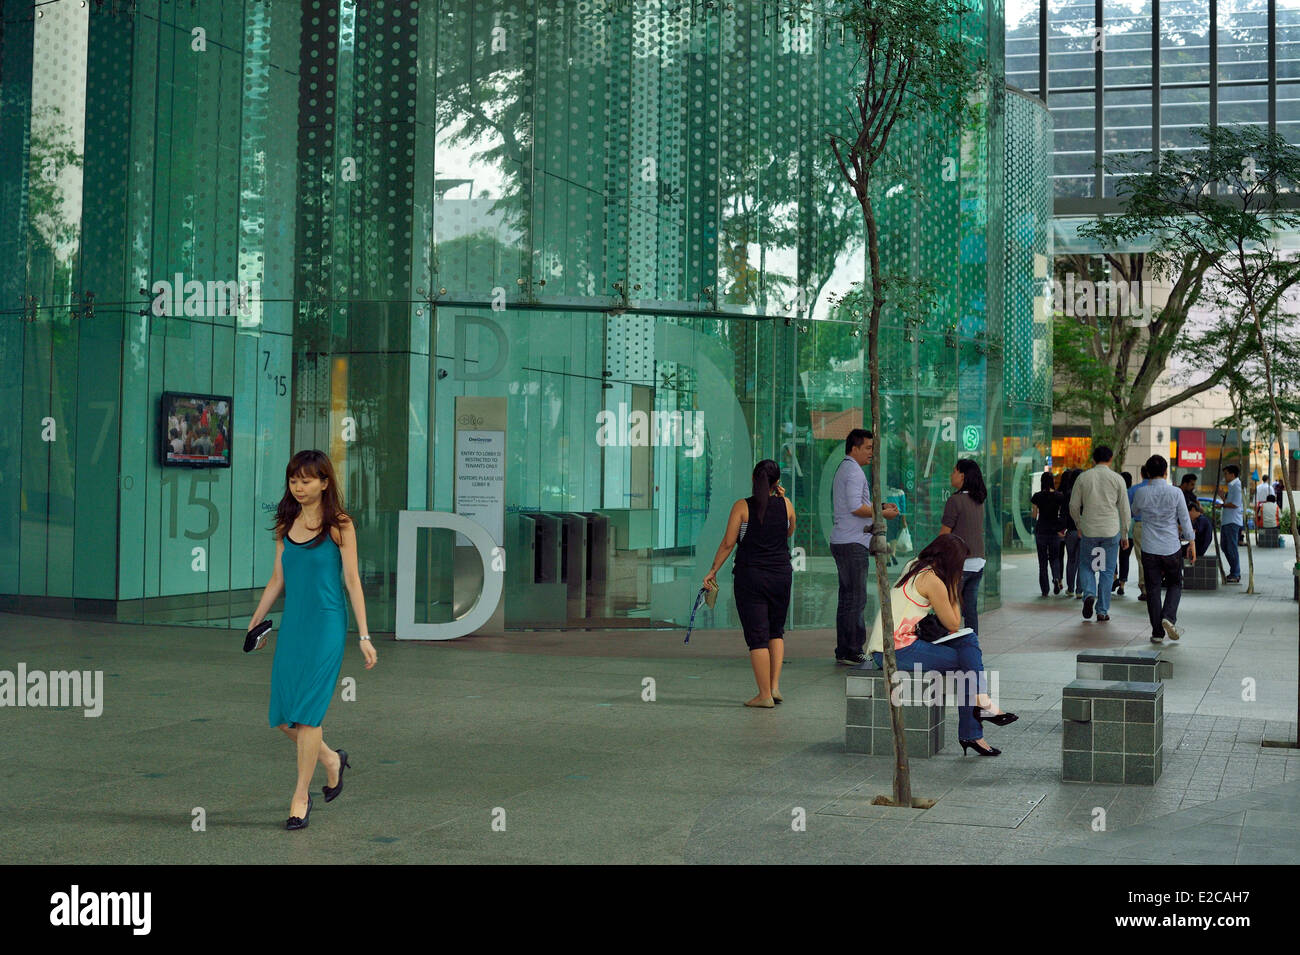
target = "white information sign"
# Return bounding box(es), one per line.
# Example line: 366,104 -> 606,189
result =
455,430 -> 505,546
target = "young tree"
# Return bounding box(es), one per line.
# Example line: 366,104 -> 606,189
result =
1099,125 -> 1300,745
1218,333 -> 1300,592
827,0 -> 982,806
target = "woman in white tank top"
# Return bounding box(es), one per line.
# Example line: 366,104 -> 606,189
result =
868,535 -> 1017,755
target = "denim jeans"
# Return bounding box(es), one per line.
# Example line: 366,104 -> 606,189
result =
1035,532 -> 1063,595
872,632 -> 988,740
1079,533 -> 1120,614
960,568 -> 983,636
1221,524 -> 1242,577
1141,550 -> 1183,639
1063,529 -> 1082,593
831,543 -> 869,659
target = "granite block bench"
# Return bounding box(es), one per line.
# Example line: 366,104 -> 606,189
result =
845,659 -> 946,758
1182,555 -> 1219,591
1257,526 -> 1281,548
1076,648 -> 1171,683
1062,679 -> 1164,785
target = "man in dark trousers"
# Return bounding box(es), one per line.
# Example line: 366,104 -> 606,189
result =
1132,454 -> 1195,643
830,429 -> 898,665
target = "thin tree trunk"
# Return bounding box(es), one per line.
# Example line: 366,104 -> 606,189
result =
1241,290 -> 1300,743
864,195 -> 913,806
1213,429 -> 1230,582
1244,477 -> 1256,594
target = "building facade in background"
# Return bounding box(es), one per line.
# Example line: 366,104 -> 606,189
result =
1,0 -> 1052,633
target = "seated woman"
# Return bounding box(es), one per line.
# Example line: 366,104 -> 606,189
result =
868,535 -> 1016,756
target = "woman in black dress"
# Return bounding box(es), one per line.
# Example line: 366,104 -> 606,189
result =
703,460 -> 796,708
1030,472 -> 1066,596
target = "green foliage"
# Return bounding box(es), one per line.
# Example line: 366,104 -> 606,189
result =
1217,333 -> 1300,443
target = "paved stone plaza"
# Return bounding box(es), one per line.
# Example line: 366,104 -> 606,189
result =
1,547 -> 1297,864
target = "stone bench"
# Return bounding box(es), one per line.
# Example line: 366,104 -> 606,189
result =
1257,526 -> 1281,548
1076,648 -> 1171,683
1062,679 -> 1164,785
845,659 -> 946,758
1182,554 -> 1219,590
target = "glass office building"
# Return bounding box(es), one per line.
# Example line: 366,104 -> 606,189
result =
1008,0 -> 1300,209
1,0 -> 1052,634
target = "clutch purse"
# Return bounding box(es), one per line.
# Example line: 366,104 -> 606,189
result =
244,618 -> 272,653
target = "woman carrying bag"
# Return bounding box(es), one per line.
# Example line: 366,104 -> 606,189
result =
869,535 -> 1017,756
702,460 -> 796,708
247,450 -> 377,830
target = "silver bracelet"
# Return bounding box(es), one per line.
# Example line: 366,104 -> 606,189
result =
359,634 -> 371,641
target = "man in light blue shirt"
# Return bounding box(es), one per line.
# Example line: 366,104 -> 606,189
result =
1131,455 -> 1195,642
1221,465 -> 1244,582
831,428 -> 898,665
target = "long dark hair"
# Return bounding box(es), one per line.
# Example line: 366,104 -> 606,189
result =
954,459 -> 987,504
1039,472 -> 1055,492
1058,467 -> 1080,501
898,535 -> 967,606
273,450 -> 350,547
750,459 -> 782,523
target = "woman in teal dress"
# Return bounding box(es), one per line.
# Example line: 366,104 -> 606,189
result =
249,450 -> 376,830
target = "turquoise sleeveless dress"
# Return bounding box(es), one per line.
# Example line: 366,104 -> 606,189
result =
268,532 -> 347,728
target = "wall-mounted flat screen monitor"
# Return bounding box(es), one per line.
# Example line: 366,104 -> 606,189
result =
160,392 -> 232,468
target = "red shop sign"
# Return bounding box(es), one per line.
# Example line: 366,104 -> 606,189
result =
1177,429 -> 1206,468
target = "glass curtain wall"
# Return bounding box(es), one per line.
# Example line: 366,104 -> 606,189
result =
1,0 -> 1050,633
1008,0 -> 1300,204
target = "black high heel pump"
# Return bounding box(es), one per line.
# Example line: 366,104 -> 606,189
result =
286,794 -> 313,830
959,739 -> 1001,756
322,749 -> 351,802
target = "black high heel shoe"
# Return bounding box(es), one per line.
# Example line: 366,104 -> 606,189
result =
976,709 -> 1018,726
959,739 -> 1001,756
286,794 -> 313,830
322,749 -> 350,803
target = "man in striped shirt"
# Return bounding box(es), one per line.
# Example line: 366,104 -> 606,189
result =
1131,454 -> 1196,643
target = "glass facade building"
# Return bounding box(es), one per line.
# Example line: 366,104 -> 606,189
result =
1008,0 -> 1300,208
1,0 -> 1052,634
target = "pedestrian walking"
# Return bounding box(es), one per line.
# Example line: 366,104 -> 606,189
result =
248,450 -> 376,831
1221,464 -> 1244,583
1128,465 -> 1150,600
702,459 -> 796,707
1131,455 -> 1195,643
829,429 -> 898,665
1030,472 -> 1066,596
1116,471 -> 1133,597
940,459 -> 988,634
1068,446 -> 1131,623
1059,468 -> 1084,597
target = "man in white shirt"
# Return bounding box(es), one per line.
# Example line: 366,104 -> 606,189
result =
1221,465 -> 1244,583
1260,495 -> 1280,529
831,429 -> 898,665
1068,445 -> 1131,623
1254,474 -> 1274,514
